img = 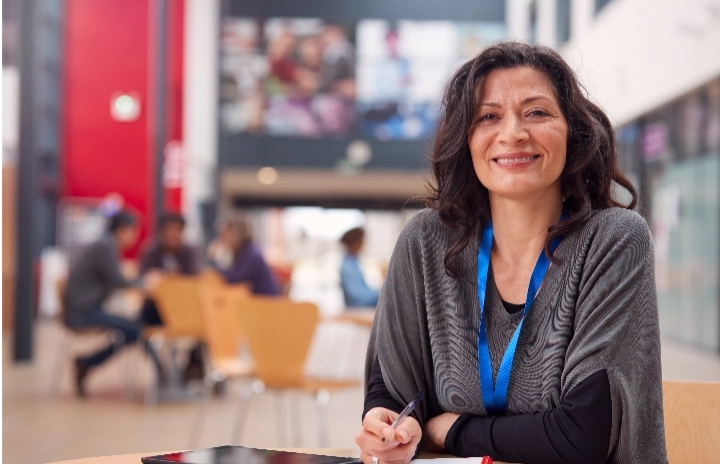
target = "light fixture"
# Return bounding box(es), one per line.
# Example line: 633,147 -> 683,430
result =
110,92 -> 141,122
346,139 -> 372,167
256,166 -> 279,185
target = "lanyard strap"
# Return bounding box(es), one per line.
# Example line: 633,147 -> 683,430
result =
477,218 -> 564,414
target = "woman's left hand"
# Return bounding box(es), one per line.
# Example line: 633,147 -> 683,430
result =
422,412 -> 460,452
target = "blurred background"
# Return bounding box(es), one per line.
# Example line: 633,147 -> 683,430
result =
2,0 -> 720,463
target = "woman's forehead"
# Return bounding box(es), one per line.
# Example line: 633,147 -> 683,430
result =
476,66 -> 558,105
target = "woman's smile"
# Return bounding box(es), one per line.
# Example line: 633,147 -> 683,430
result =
492,151 -> 541,168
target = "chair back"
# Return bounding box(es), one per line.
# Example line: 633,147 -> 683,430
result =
237,297 -> 319,388
56,278 -> 67,318
198,268 -> 226,287
199,286 -> 250,362
663,381 -> 720,462
152,276 -> 206,338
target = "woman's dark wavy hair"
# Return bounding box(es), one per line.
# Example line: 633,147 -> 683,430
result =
427,41 -> 638,278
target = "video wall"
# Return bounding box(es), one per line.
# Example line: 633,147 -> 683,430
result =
220,18 -> 504,141
217,0 -> 506,170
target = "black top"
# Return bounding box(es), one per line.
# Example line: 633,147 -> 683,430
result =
363,294 -> 613,464
500,299 -> 525,315
139,242 -> 199,275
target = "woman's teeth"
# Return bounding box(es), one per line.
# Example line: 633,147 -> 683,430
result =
495,155 -> 538,165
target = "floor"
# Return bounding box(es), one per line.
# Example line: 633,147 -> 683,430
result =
3,320 -> 720,464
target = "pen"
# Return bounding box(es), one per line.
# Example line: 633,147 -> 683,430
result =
380,391 -> 424,443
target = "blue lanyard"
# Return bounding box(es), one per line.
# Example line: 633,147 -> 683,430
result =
477,218 -> 564,414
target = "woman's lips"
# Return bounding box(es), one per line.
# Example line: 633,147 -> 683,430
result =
493,154 -> 540,168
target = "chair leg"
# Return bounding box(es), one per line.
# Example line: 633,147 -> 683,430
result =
144,335 -> 164,406
121,338 -> 141,401
316,388 -> 330,447
48,331 -> 74,397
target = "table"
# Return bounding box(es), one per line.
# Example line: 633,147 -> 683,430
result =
47,448 -> 357,464
333,309 -> 375,328
46,448 -> 512,464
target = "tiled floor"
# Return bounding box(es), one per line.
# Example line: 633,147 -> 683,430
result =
3,320 -> 720,464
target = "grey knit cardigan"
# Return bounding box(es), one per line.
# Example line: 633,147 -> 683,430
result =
366,207 -> 667,463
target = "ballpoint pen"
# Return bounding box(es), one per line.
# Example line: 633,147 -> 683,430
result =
380,391 -> 425,443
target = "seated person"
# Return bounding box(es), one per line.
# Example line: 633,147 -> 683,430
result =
339,227 -> 380,308
64,211 -> 162,397
209,217 -> 280,295
137,212 -> 199,326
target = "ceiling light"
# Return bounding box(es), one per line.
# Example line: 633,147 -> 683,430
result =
257,167 -> 279,185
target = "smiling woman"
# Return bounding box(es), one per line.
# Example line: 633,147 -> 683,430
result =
355,42 -> 667,464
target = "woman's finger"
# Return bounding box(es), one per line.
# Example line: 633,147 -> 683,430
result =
362,409 -> 399,443
393,416 -> 422,445
359,451 -> 411,464
362,440 -> 418,463
356,427 -> 399,451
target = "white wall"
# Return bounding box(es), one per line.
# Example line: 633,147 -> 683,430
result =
562,0 -> 720,125
182,0 -> 220,242
3,66 -> 20,165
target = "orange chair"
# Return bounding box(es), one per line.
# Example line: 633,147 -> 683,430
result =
189,285 -> 255,446
144,275 -> 213,403
235,297 -> 359,446
663,381 -> 720,462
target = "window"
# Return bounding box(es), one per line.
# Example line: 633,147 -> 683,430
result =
595,0 -> 614,15
529,0 -> 538,43
556,0 -> 571,43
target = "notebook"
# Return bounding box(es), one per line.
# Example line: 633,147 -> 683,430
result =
141,446 -> 362,464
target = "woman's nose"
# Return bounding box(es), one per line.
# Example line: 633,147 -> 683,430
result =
497,115 -> 529,145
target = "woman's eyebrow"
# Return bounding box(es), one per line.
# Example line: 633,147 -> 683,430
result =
478,95 -> 554,108
521,95 -> 553,105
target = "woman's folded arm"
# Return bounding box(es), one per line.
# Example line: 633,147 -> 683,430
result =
444,369 -> 612,464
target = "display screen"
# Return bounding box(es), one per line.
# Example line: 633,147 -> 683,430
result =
218,0 -> 506,171
219,18 -> 505,141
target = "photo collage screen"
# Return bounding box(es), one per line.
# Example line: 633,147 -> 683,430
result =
220,18 -> 505,140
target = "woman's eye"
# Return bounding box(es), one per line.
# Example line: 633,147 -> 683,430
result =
528,109 -> 550,118
478,113 -> 497,122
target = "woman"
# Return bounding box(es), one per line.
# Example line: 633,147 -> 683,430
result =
209,217 -> 281,296
356,42 -> 666,464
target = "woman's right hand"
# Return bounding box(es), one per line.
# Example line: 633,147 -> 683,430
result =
355,407 -> 422,464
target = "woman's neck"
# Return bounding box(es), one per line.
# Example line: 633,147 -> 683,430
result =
489,190 -> 563,267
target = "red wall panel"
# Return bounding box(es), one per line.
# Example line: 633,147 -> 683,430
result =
62,0 -> 154,255
62,0 -> 185,255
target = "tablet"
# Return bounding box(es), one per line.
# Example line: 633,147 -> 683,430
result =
141,445 -> 362,464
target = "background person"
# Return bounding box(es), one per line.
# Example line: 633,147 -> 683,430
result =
339,227 -> 380,308
356,42 -> 666,464
208,217 -> 281,296
64,211 -> 162,397
137,213 -> 203,383
137,213 -> 199,326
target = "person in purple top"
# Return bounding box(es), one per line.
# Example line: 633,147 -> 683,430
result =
210,217 -> 281,296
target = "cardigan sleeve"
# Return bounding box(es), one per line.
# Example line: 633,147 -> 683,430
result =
560,210 -> 666,462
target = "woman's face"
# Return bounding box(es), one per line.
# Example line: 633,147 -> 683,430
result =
469,66 -> 568,202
